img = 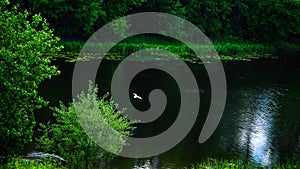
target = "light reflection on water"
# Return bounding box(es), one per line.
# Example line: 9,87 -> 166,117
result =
222,87 -> 285,167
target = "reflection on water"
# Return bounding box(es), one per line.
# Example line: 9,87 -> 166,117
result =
231,88 -> 283,167
217,87 -> 285,168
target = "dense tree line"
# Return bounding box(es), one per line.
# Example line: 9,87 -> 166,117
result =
11,0 -> 300,43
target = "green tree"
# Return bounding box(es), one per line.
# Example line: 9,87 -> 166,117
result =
183,0 -> 232,38
100,0 -> 147,22
228,0 -> 249,38
25,0 -> 105,39
37,83 -> 135,169
246,0 -> 300,43
132,0 -> 186,18
0,0 -> 61,158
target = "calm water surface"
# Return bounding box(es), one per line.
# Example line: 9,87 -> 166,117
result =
37,58 -> 300,168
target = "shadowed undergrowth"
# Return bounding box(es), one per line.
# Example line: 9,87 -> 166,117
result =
54,35 -> 297,63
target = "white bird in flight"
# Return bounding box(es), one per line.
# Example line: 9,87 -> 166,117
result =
133,93 -> 142,100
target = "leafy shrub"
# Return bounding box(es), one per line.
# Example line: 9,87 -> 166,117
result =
0,0 -> 61,158
37,83 -> 135,169
3,158 -> 63,169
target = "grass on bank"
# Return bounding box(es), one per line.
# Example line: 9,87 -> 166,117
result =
2,159 -> 64,169
3,158 -> 300,169
190,159 -> 300,169
55,35 -> 300,62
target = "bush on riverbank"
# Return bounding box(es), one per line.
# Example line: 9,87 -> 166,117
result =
36,82 -> 135,168
2,158 -> 63,169
0,0 -> 61,159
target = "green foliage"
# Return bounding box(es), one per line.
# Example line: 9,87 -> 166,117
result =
36,83 -> 135,169
190,158 -> 300,169
100,0 -> 147,22
110,17 -> 131,38
3,158 -> 63,169
0,0 -> 61,158
59,35 -> 276,62
246,0 -> 300,43
213,41 -> 275,57
11,0 -> 146,39
134,0 -> 186,18
184,0 -> 232,38
10,0 -> 300,44
190,159 -> 251,169
23,0 -> 105,39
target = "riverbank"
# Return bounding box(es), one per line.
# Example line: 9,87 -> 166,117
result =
56,36 -> 299,62
3,157 -> 300,169
1,159 -> 64,169
189,158 -> 300,169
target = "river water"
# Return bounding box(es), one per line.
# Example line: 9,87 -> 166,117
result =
37,58 -> 300,168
